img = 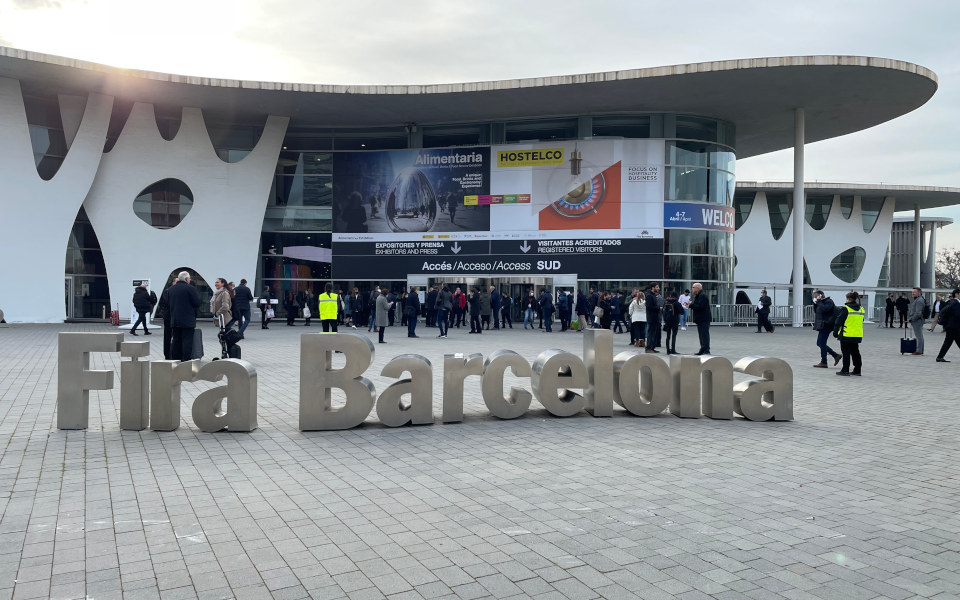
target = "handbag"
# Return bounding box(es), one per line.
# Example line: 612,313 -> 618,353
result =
593,306 -> 604,318
265,308 -> 275,319
302,307 -> 311,318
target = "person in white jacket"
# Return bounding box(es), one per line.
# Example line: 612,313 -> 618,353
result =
627,288 -> 647,347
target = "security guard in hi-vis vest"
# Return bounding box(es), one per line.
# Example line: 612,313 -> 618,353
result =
833,290 -> 865,376
318,283 -> 340,332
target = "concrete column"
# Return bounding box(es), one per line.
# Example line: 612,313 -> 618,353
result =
925,221 -> 937,290
914,205 -> 922,288
792,108 -> 804,327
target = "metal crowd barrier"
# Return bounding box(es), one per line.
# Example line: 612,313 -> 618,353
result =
700,304 -> 815,326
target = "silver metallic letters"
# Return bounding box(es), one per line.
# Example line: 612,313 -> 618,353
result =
120,341 -> 151,430
192,359 -> 259,432
481,350 -> 533,419
531,349 -> 588,417
733,356 -> 794,421
57,332 -> 793,432
300,333 -> 376,431
377,354 -> 434,426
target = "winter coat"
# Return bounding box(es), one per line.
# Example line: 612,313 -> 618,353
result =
168,281 -> 201,328
375,294 -> 392,327
813,296 -> 837,331
132,287 -> 152,313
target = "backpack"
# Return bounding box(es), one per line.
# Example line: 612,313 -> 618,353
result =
663,301 -> 676,321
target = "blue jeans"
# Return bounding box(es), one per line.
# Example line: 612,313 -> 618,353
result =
679,308 -> 687,328
524,308 -> 534,328
407,314 -> 417,337
437,308 -> 449,336
816,329 -> 839,363
236,308 -> 251,334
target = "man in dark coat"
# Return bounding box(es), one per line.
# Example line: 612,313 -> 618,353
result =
130,283 -> 153,336
168,271 -> 201,361
935,288 -> 960,363
539,288 -> 554,332
690,282 -> 712,355
425,286 -> 438,327
576,290 -> 589,331
468,288 -> 482,334
895,293 -> 909,328
404,287 -> 421,338
812,290 -> 842,367
232,278 -> 253,337
489,286 -> 501,329
155,278 -> 176,359
756,288 -> 774,333
645,284 -> 662,352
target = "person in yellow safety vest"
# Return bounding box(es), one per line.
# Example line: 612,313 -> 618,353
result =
833,290 -> 865,376
318,283 -> 340,332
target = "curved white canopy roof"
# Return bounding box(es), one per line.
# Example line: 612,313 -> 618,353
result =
0,48 -> 938,159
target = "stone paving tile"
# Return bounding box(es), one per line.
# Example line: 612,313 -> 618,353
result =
1,323 -> 959,599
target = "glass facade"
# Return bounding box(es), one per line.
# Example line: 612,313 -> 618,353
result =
66,112 -> 738,319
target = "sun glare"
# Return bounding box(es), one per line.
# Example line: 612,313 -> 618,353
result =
0,0 -> 294,81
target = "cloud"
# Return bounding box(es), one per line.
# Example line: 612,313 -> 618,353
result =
11,0 -> 61,8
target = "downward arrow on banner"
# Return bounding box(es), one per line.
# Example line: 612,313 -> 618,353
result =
520,241 -> 531,253
450,242 -> 462,254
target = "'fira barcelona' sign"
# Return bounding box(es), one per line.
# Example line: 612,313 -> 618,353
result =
56,330 -> 792,433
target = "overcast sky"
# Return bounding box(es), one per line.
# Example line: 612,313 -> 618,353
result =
2,0 -> 958,247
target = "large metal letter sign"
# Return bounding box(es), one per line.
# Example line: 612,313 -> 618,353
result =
583,329 -> 614,417
733,357 -> 794,421
669,355 -> 733,419
119,341 -> 150,431
57,332 -> 123,429
192,359 -> 259,432
613,351 -> 672,417
300,333 -> 376,430
150,360 -> 200,431
441,353 -> 483,423
376,355 -> 433,427
481,350 -> 533,419
531,350 -> 588,417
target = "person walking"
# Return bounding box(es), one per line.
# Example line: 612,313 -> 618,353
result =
935,288 -> 960,362
425,286 -> 438,327
317,283 -> 339,332
930,296 -> 942,332
539,288 -> 554,332
168,271 -> 201,361
833,291 -> 865,376
259,285 -> 273,329
612,291 -> 627,334
283,290 -> 297,326
437,284 -> 453,338
690,282 -> 712,355
523,290 -> 536,330
490,286 -> 501,330
556,289 -> 570,331
755,288 -> 774,333
480,289 -> 492,330
895,293 -> 909,329
662,289 -> 682,354
468,287 -> 482,334
628,288 -> 646,347
404,286 -> 421,338
232,279 -> 253,338
575,290 -> 589,332
678,289 -> 691,331
644,285 -> 662,352
210,278 -> 233,327
130,282 -> 153,335
885,293 -> 896,328
811,290 -> 842,368
368,286 -> 380,332
500,290 -> 513,329
375,291 -> 393,343
302,289 -> 316,326
451,287 -> 464,328
907,287 -> 927,356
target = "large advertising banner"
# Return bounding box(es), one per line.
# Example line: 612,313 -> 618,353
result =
331,141 -> 665,280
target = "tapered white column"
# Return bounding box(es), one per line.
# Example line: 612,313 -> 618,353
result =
914,205 -> 922,288
792,109 -> 804,327
924,222 -> 937,290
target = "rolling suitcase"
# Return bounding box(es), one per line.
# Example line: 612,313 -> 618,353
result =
900,335 -> 917,355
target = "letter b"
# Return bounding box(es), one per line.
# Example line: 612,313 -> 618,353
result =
300,333 -> 376,430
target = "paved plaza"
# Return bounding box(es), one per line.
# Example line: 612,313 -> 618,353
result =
0,319 -> 958,600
